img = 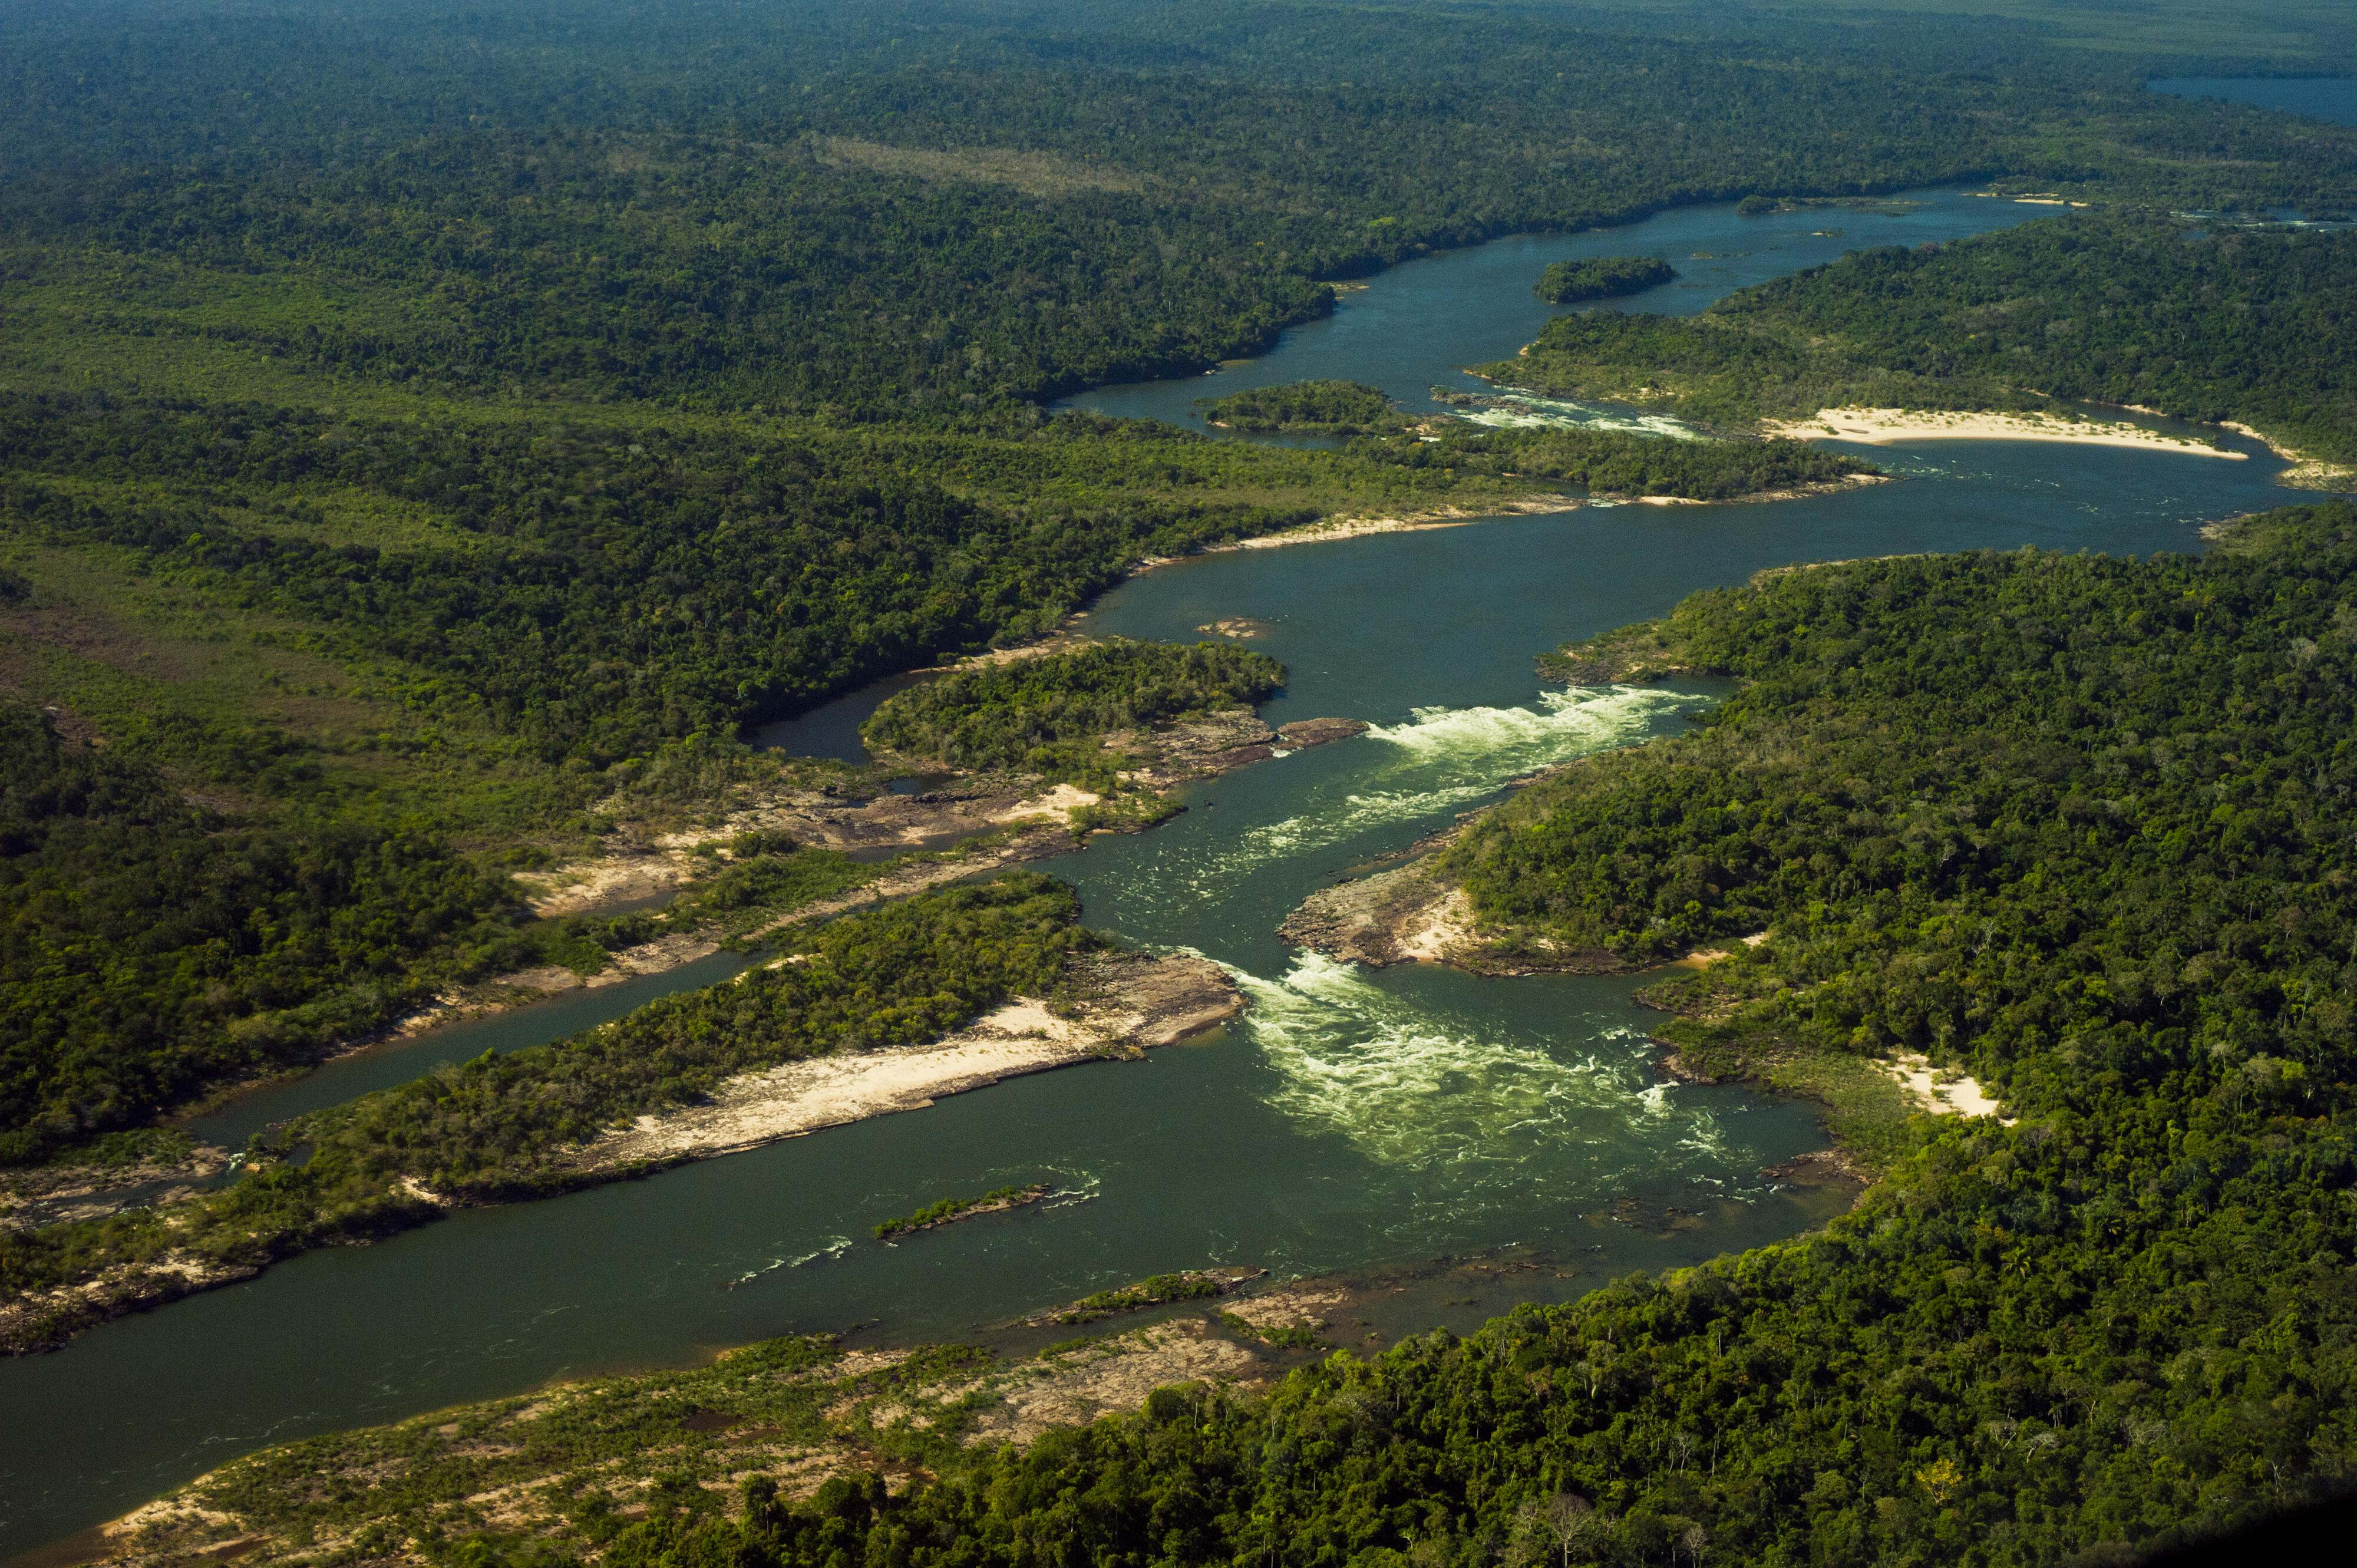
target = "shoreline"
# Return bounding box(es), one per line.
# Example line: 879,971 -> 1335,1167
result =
1764,406 -> 2246,457
0,953 -> 1244,1357
565,953 -> 1244,1177
1133,494 -> 1584,572
88,1183 -> 1867,1567
2220,420 -> 2357,489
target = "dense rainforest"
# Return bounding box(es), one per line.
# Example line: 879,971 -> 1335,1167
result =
43,0 -> 2345,1141
1199,381 -> 1408,434
862,639 -> 1286,775
127,500 -> 2357,1566
8,0 -> 2357,1558
1478,218 -> 2357,468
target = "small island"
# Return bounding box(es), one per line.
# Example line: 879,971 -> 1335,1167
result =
1195,379 -> 1408,433
1534,255 -> 1677,303
873,1183 -> 1053,1240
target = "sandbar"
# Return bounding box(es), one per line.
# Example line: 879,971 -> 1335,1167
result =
1765,407 -> 2244,458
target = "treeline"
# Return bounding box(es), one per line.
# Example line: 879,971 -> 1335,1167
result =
862,639 -> 1284,776
1364,418 -> 1878,500
1479,217 -> 2357,464
1448,502 -> 2357,1108
1534,256 -> 1678,303
397,502 -> 2357,1568
0,875 -> 1092,1339
1199,381 -> 1404,434
2,387 -> 1510,1144
8,4 -> 2357,414
0,702 -> 536,1164
0,396 -> 1329,769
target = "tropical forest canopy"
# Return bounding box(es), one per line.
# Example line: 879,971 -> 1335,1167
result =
8,0 -> 2357,1558
0,873 -> 1097,1339
861,639 -> 1286,773
321,500 -> 2357,1568
58,0 -> 2357,1139
1480,218 -> 2357,462
1199,381 -> 1407,434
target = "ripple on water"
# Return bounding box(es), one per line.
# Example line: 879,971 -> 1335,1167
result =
1233,952 -> 1728,1188
1146,686 -> 1696,905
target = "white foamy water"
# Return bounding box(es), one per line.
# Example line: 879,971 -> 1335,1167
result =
1232,952 -> 1725,1180
1094,687 -> 1694,923
1153,685 -> 1694,898
1451,393 -> 1708,441
729,1236 -> 853,1288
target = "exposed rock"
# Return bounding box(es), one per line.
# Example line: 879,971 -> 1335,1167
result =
1280,860 -> 1620,975
1276,717 -> 1369,748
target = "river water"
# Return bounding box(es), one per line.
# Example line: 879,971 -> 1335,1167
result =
0,187 -> 2320,1558
2147,77 -> 2357,129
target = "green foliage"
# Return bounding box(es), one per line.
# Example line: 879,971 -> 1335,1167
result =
658,848 -> 876,942
1198,381 -> 1406,434
1480,217 -> 2357,463
12,4 -> 2353,417
1534,256 -> 1678,303
0,874 -> 1095,1316
873,1184 -> 1046,1240
438,504 -> 2357,1568
0,701 -> 536,1164
861,639 -> 1284,776
291,874 -> 1090,1199
1362,418 -> 1879,499
1053,1272 -> 1230,1325
0,398 -> 1323,768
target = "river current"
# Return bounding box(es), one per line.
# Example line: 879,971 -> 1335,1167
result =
0,186 -> 2324,1559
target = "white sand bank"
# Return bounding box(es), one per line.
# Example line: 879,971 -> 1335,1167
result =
1765,407 -> 2244,458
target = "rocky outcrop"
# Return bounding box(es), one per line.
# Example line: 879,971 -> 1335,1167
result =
1276,717 -> 1369,748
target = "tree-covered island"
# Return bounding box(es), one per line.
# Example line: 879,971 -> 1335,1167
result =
1534,256 -> 1679,303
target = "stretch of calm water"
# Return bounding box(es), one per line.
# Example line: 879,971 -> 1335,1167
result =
2148,76 -> 2357,128
0,181 -> 2328,1559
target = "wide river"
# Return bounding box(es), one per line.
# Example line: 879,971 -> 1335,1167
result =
0,186 -> 2320,1559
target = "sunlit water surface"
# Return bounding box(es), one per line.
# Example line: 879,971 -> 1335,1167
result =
0,183 -> 2326,1560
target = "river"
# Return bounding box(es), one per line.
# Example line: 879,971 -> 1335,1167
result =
0,186 -> 2319,1559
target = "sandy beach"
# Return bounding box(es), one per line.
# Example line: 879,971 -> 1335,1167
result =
1765,407 -> 2244,458
568,953 -> 1244,1174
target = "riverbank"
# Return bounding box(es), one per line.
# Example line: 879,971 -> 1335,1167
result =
558,952 -> 1243,1179
1761,406 -> 2245,457
2222,420 -> 2357,490
1135,494 -> 1584,569
84,1186 -> 1869,1568
0,930 -> 1240,1357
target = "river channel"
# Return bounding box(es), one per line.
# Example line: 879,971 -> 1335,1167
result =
0,186 -> 2323,1559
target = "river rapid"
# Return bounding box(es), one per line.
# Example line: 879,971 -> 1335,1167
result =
0,187 -> 2320,1559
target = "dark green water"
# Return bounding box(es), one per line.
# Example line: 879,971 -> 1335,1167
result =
0,190 -> 2319,1558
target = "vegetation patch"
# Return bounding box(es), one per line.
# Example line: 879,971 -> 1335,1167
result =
1042,1269 -> 1260,1325
0,874 -> 1100,1347
1534,256 -> 1678,303
1197,380 -> 1408,434
1474,217 -> 2357,470
873,1184 -> 1053,1240
861,639 -> 1284,785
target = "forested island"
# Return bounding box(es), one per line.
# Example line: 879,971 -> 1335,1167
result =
861,639 -> 1285,782
1475,217 -> 2357,479
1197,381 -> 1407,433
1534,256 -> 1679,303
